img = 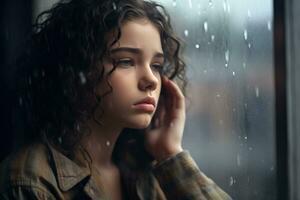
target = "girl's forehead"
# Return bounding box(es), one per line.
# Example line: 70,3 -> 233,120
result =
106,18 -> 162,52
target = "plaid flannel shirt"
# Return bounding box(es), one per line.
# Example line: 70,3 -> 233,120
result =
0,141 -> 232,200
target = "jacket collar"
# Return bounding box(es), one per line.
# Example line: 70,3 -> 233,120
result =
46,142 -> 91,191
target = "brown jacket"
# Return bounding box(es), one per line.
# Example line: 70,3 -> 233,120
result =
0,141 -> 232,200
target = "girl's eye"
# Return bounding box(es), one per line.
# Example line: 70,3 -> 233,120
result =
151,63 -> 164,72
115,58 -> 134,68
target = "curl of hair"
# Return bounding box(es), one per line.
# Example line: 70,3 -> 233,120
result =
16,0 -> 187,163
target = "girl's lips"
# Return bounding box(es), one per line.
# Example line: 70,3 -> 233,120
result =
132,103 -> 155,112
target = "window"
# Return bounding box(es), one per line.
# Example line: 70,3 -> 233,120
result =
157,0 -> 275,199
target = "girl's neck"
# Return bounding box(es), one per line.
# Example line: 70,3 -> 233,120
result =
81,118 -> 123,169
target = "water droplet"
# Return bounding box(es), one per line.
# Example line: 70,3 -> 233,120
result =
244,136 -> 248,140
247,10 -> 251,18
195,44 -> 200,49
216,94 -> 221,98
184,30 -> 189,37
106,141 -> 111,146
237,154 -> 241,166
189,0 -> 193,8
232,71 -> 236,76
223,1 -> 227,12
225,63 -> 228,68
270,166 -> 274,171
267,21 -> 272,31
112,2 -> 117,10
225,50 -> 230,62
169,122 -> 174,127
76,124 -> 80,131
203,69 -> 207,74
79,71 -> 86,85
19,97 -> 23,106
172,1 -> 177,7
227,4 -> 231,13
249,147 -> 253,151
58,137 -> 62,144
203,21 -> 208,32
255,87 -> 260,97
211,35 -> 215,42
243,62 -> 246,69
244,29 -> 248,40
229,177 -> 235,186
28,76 -> 32,85
209,0 -> 213,7
248,43 -> 252,48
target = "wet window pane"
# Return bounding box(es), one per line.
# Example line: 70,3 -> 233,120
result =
156,0 -> 275,199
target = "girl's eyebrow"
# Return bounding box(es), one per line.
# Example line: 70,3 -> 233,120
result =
110,47 -> 165,59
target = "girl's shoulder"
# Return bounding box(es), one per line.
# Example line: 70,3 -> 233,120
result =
0,141 -> 55,192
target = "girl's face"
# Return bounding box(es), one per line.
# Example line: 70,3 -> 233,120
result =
97,18 -> 163,129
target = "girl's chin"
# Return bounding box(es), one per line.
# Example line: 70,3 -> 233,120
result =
126,118 -> 153,129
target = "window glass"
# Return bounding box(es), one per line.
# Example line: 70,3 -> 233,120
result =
156,0 -> 275,199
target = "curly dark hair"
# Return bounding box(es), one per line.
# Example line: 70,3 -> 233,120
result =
16,0 -> 186,158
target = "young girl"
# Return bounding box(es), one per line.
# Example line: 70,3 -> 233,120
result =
0,0 -> 232,199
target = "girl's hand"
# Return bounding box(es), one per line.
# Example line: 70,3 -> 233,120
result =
145,76 -> 186,162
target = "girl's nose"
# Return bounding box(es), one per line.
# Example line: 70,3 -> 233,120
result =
138,65 -> 159,92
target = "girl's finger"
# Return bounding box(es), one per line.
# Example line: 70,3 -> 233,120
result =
162,76 -> 185,110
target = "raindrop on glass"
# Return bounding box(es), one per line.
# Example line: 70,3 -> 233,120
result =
19,97 -> 23,106
184,30 -> 189,37
267,20 -> 272,31
223,1 -> 227,12
203,21 -> 208,32
195,44 -> 200,49
244,136 -> 248,140
188,0 -> 193,8
249,147 -> 253,151
216,94 -> 221,98
247,10 -> 252,18
219,119 -> 224,125
211,35 -> 215,42
232,71 -> 236,76
244,30 -> 248,40
225,50 -> 230,62
227,4 -> 231,13
79,71 -> 87,85
209,0 -> 213,7
237,153 -> 241,166
229,177 -> 235,186
248,43 -> 252,49
243,62 -> 246,69
58,137 -> 62,144
172,1 -> 177,7
112,2 -> 117,10
106,141 -> 111,146
225,63 -> 228,68
203,69 -> 207,74
28,76 -> 32,85
255,87 -> 260,97
270,166 -> 274,171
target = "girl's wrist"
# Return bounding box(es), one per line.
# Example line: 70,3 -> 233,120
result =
155,147 -> 183,162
